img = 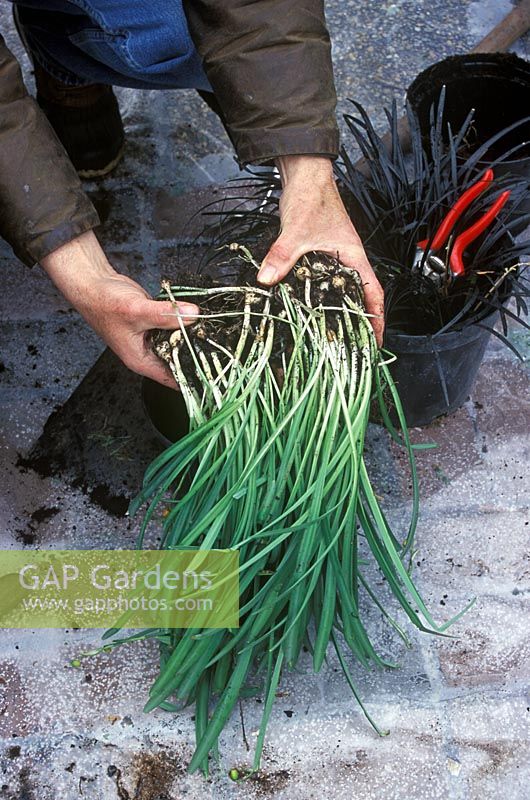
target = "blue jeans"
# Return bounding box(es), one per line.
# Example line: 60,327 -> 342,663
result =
9,0 -> 211,91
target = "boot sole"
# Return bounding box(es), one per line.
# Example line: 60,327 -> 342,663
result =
77,145 -> 125,179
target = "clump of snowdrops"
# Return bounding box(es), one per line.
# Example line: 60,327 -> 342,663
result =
108,247 -> 467,775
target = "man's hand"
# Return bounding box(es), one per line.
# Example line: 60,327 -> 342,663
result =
40,231 -> 198,388
257,155 -> 384,346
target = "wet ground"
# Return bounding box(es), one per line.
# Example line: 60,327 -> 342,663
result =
1,1 -> 529,798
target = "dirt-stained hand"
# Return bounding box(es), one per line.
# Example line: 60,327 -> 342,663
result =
41,231 -> 198,388
257,155 -> 384,346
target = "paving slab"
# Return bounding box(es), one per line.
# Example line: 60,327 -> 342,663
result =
446,691 -> 530,800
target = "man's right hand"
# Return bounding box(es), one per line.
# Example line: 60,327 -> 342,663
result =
40,231 -> 198,388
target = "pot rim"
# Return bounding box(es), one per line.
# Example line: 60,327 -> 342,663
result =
406,52 -> 530,167
384,299 -> 506,347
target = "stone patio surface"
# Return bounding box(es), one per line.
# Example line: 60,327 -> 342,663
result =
0,2 -> 529,798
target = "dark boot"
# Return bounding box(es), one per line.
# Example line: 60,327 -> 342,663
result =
13,5 -> 124,178
34,61 -> 125,179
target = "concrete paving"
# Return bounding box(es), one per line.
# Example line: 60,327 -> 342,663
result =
0,2 -> 529,798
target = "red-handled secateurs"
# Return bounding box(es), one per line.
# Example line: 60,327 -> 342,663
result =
412,169 -> 511,284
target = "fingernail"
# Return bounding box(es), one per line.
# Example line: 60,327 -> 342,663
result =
176,302 -> 198,317
257,266 -> 277,285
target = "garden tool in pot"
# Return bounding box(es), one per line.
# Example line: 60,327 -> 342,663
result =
412,169 -> 510,286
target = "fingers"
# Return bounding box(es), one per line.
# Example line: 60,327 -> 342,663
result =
121,342 -> 180,391
137,299 -> 200,331
258,235 -> 385,347
363,282 -> 385,348
258,234 -> 301,285
114,297 -> 198,386
140,359 -> 180,391
335,249 -> 385,348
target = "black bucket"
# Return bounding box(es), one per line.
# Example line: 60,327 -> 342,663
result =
142,378 -> 188,446
406,53 -> 530,233
384,306 -> 500,428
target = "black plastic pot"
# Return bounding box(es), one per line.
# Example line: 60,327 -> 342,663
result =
407,53 -> 530,234
384,306 -> 500,428
142,378 -> 188,445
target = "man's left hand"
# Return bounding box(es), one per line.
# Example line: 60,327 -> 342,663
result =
257,155 -> 384,347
